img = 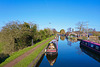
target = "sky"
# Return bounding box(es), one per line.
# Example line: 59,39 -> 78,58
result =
0,0 -> 100,32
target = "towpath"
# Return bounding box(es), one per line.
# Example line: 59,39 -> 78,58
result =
4,37 -> 54,67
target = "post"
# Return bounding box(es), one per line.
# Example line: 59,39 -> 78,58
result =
32,39 -> 33,46
87,22 -> 88,39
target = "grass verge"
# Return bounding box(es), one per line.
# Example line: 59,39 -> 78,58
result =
0,36 -> 54,67
13,39 -> 52,67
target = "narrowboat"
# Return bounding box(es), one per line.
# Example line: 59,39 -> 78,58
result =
80,40 -> 100,55
45,39 -> 58,55
80,45 -> 100,62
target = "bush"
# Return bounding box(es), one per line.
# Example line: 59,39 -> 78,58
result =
0,53 -> 10,63
0,21 -> 54,54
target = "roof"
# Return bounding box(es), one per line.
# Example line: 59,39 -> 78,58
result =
83,40 -> 100,46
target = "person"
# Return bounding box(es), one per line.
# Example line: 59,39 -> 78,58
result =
88,35 -> 89,40
49,43 -> 54,49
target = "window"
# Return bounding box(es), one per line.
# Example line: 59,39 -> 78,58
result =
95,46 -> 99,50
88,43 -> 91,46
91,44 -> 94,48
85,42 -> 88,45
82,41 -> 84,44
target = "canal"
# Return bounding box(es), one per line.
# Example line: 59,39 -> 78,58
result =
36,36 -> 100,67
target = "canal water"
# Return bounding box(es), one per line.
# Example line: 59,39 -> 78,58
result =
37,36 -> 100,67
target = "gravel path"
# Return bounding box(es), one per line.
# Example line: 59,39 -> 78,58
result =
4,37 -> 54,67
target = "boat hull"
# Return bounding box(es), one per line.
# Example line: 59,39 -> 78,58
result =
80,40 -> 100,55
80,45 -> 100,62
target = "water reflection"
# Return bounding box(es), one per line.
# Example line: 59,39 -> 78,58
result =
46,53 -> 58,66
80,44 -> 100,63
67,39 -> 72,46
60,36 -> 65,41
36,53 -> 58,67
67,38 -> 78,43
38,36 -> 100,67
66,38 -> 78,46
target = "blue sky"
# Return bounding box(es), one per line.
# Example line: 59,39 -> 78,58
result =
0,0 -> 100,32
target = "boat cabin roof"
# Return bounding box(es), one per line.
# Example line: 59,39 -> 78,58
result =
83,40 -> 100,46
51,39 -> 57,42
47,42 -> 57,49
50,39 -> 57,43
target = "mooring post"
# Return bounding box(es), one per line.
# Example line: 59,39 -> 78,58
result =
32,39 -> 33,46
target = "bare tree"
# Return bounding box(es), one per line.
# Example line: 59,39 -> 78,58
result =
76,22 -> 85,33
67,27 -> 72,32
72,28 -> 74,32
52,28 -> 57,34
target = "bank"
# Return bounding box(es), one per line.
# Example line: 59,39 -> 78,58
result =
0,36 -> 54,67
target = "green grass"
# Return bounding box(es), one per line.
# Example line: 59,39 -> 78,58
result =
13,39 -> 52,67
0,36 -> 54,67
